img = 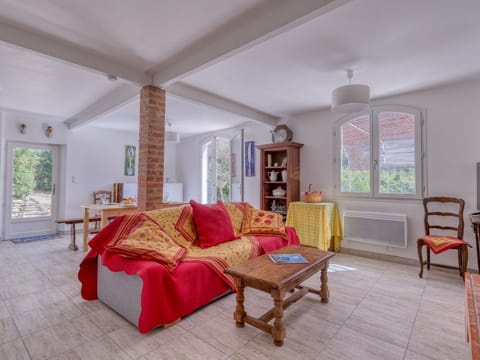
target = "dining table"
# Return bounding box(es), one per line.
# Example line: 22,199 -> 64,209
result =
81,203 -> 138,251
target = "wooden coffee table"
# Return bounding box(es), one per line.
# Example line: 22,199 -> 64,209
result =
224,245 -> 334,346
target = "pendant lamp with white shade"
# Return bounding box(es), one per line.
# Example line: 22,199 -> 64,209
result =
331,69 -> 370,113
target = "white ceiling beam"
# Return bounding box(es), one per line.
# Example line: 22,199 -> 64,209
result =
0,21 -> 152,86
153,0 -> 350,86
66,84 -> 139,129
167,83 -> 278,126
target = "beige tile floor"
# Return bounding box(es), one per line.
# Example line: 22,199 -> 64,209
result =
0,236 -> 470,360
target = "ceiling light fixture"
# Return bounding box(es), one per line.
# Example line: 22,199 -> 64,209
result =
331,69 -> 370,113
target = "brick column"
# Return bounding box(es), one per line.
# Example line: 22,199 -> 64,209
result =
138,85 -> 165,211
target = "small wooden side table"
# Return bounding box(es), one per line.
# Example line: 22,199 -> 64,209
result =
224,245 -> 334,346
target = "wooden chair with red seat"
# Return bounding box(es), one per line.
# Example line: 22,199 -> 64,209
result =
417,196 -> 471,279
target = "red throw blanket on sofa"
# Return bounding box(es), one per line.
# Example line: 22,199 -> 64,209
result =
78,216 -> 300,333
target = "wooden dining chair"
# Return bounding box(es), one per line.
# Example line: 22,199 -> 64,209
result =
91,190 -> 113,233
93,190 -> 112,204
417,196 -> 471,279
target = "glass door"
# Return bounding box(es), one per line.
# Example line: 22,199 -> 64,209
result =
4,142 -> 58,240
201,136 -> 232,203
201,129 -> 244,204
201,139 -> 215,204
230,130 -> 244,201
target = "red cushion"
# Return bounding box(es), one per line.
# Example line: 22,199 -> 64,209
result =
421,235 -> 471,254
190,200 -> 239,248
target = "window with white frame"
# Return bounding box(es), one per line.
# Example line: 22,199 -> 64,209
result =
335,105 -> 425,199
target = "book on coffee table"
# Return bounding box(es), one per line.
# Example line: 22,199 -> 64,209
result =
268,253 -> 308,264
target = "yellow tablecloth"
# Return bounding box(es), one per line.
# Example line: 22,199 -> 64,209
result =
286,201 -> 343,252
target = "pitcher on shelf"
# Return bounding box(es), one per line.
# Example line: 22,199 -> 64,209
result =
267,170 -> 278,182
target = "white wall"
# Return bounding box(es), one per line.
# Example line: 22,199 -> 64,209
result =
64,126 -> 138,219
176,122 -> 272,206
164,141 -> 177,183
286,77 -> 480,267
176,135 -> 202,202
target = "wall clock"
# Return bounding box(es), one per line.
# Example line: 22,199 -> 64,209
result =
272,125 -> 293,143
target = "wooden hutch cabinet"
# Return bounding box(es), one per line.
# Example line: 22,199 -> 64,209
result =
257,142 -> 303,217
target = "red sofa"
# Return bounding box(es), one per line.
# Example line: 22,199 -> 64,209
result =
78,203 -> 300,333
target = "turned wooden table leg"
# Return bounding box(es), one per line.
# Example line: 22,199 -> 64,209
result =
320,261 -> 329,303
271,288 -> 286,346
83,208 -> 89,251
233,279 -> 246,328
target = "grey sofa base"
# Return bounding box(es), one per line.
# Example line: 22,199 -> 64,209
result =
97,261 -> 142,326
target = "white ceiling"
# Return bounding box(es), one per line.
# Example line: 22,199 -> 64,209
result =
0,0 -> 479,136
182,0 -> 480,117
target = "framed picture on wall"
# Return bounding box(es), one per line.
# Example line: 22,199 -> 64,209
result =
124,145 -> 136,176
245,141 -> 255,177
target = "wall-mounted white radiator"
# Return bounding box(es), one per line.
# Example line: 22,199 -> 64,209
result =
343,210 -> 408,248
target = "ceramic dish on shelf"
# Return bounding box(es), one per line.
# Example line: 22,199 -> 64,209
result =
272,187 -> 286,197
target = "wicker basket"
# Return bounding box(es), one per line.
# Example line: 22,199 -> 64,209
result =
303,184 -> 323,203
304,192 -> 323,203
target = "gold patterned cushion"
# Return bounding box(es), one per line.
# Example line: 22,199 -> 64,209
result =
241,203 -> 286,237
224,202 -> 247,235
105,213 -> 186,271
174,206 -> 197,245
146,206 -> 196,249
